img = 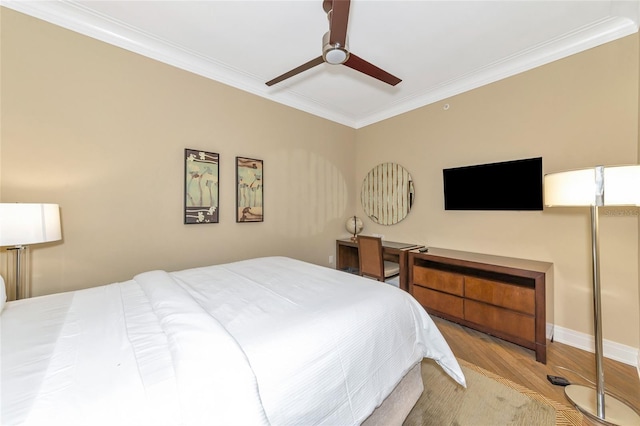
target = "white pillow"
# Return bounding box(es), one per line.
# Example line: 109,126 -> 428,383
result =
0,274 -> 6,313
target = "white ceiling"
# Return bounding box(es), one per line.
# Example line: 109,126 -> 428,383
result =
3,1 -> 639,128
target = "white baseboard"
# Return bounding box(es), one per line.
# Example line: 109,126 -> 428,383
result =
550,323 -> 639,369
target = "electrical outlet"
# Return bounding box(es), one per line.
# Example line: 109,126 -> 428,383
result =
329,255 -> 334,265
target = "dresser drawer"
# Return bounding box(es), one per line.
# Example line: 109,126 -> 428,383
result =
412,266 -> 463,296
412,286 -> 464,318
464,300 -> 535,342
465,276 -> 535,315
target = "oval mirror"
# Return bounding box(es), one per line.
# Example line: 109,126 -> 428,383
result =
361,163 -> 415,225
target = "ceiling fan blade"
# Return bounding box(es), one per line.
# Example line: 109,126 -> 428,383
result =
329,0 -> 350,47
266,56 -> 325,86
343,53 -> 402,86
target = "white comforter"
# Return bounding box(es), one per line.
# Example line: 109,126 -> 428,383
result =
1,256 -> 465,426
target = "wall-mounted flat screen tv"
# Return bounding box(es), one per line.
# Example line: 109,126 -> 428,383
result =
443,157 -> 543,211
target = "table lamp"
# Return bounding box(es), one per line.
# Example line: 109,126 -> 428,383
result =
544,164 -> 640,425
0,203 -> 62,300
346,215 -> 363,241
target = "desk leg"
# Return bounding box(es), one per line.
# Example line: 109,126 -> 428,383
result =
398,251 -> 409,292
336,242 -> 359,274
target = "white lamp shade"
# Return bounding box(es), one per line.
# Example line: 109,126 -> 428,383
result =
0,203 -> 62,247
603,165 -> 640,206
544,165 -> 640,207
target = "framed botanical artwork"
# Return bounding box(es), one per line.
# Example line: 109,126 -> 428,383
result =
236,156 -> 263,222
184,148 -> 219,224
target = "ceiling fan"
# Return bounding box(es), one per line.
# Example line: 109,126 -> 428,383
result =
265,0 -> 402,87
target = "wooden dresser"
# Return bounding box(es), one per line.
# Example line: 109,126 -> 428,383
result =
408,248 -> 553,363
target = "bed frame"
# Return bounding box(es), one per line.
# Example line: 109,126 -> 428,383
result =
362,362 -> 423,426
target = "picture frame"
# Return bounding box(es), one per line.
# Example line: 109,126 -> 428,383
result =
236,156 -> 263,222
184,148 -> 219,224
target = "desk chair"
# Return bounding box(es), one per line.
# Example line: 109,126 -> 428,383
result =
357,235 -> 400,284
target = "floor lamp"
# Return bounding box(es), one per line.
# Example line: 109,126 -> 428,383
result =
0,203 -> 62,300
544,165 -> 640,425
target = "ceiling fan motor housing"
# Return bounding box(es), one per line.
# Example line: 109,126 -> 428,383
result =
322,31 -> 349,64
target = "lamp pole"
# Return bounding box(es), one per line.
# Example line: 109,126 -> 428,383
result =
7,245 -> 27,300
590,204 -> 605,419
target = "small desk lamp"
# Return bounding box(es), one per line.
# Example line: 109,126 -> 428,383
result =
544,164 -> 640,425
0,203 -> 61,300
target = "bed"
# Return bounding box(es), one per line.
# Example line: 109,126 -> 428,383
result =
1,256 -> 466,426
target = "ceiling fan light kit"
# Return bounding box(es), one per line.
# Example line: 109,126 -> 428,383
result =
322,32 -> 349,65
266,0 -> 401,87
324,48 -> 348,65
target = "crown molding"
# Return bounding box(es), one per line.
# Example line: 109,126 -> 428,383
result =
355,16 -> 638,128
2,1 -> 638,129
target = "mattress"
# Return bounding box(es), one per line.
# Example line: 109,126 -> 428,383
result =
1,256 -> 465,425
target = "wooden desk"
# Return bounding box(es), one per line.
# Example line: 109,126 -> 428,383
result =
336,238 -> 423,292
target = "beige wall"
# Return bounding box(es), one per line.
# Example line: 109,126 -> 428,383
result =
1,8 -> 639,352
355,34 -> 640,349
0,8 -> 356,296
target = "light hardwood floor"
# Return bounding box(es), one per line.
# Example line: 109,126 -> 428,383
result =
432,316 -> 640,425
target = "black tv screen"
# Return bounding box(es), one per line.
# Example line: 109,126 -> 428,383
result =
443,157 -> 543,211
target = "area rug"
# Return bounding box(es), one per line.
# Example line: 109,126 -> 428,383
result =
403,358 -> 583,426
